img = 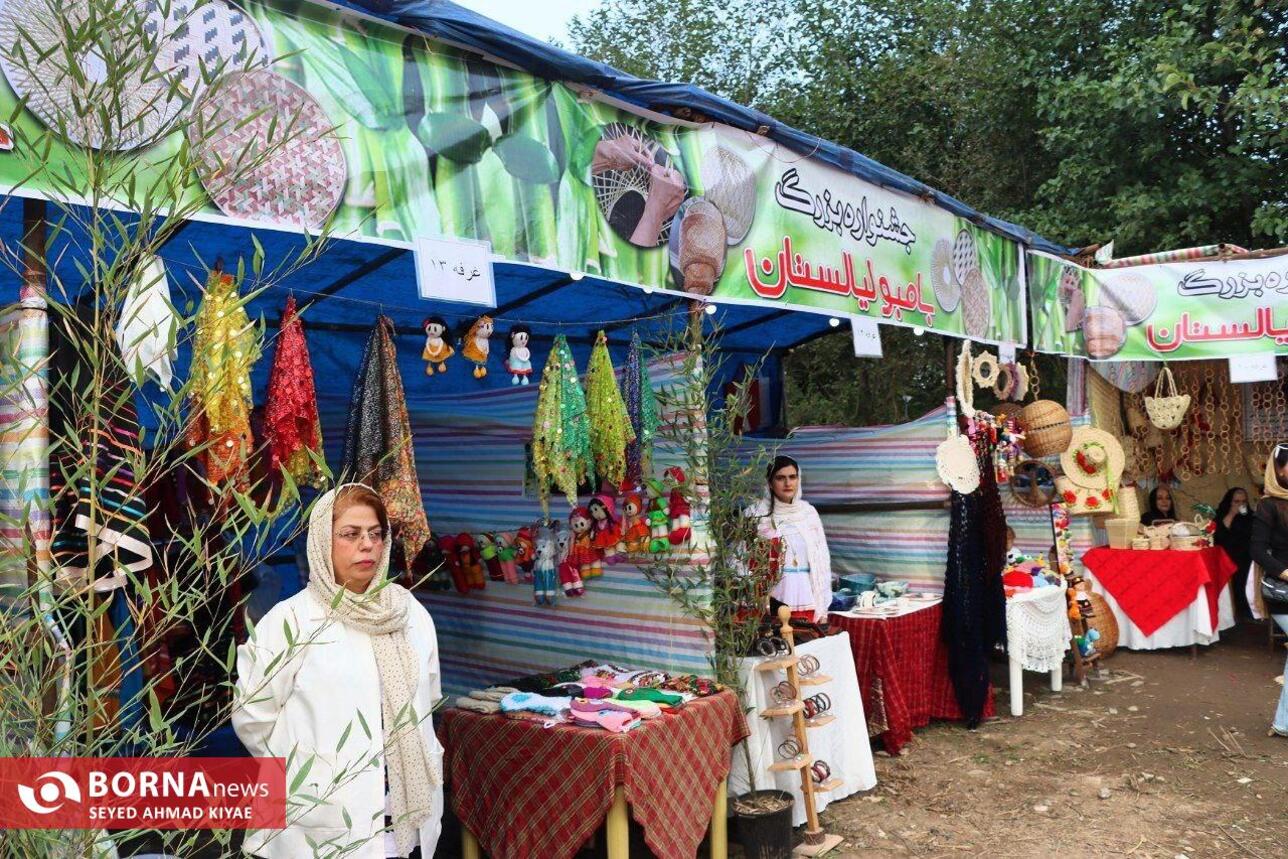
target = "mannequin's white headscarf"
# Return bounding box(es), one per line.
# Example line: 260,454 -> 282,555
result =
306,484 -> 435,856
748,459 -> 833,622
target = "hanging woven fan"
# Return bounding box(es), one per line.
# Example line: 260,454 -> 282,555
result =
0,0 -> 187,149
699,145 -> 755,244
590,122 -> 686,248
931,238 -> 961,312
952,228 -> 979,285
961,268 -> 990,338
188,68 -> 346,229
144,0 -> 268,103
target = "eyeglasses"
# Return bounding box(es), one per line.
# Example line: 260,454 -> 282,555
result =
336,527 -> 387,545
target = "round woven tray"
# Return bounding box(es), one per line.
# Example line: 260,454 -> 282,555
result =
0,0 -> 186,149
961,268 -> 990,338
1082,591 -> 1118,658
188,68 -> 346,229
146,0 -> 268,103
932,238 -> 961,312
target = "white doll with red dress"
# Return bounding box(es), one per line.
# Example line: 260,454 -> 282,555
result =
556,525 -> 584,597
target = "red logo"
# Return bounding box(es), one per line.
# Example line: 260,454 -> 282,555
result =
0,758 -> 285,829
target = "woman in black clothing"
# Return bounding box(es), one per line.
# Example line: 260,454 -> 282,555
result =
1140,485 -> 1176,526
1250,444 -> 1288,737
1214,487 -> 1255,615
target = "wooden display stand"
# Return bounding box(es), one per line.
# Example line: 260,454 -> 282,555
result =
755,606 -> 844,856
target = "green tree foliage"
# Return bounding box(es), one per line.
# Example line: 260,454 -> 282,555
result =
570,0 -> 1286,426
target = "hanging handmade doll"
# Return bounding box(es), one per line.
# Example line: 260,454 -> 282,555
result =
665,466 -> 692,545
556,526 -> 584,597
645,478 -> 671,554
417,536 -> 451,592
479,533 -> 504,581
514,526 -> 536,582
422,316 -> 454,375
588,494 -> 622,566
533,525 -> 558,606
568,506 -> 598,581
505,325 -> 533,386
461,315 -> 494,379
497,533 -> 520,584
620,492 -> 651,554
456,533 -> 486,589
438,534 -> 469,594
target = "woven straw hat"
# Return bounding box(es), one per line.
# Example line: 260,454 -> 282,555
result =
0,0 -> 187,149
1060,427 -> 1126,493
1098,272 -> 1158,326
188,68 -> 346,229
699,145 -> 755,245
936,434 -> 980,494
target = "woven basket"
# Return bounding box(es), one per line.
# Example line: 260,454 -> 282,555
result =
1104,518 -> 1138,549
994,401 -> 1024,423
1130,536 -> 1149,550
1020,400 -> 1072,457
677,198 -> 726,295
1144,366 -> 1190,431
1170,534 -> 1205,551
1083,305 -> 1126,360
1082,591 -> 1118,657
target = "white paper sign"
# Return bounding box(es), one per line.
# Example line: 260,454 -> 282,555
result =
414,236 -> 496,307
998,343 -> 1016,363
851,317 -> 883,358
1228,353 -> 1278,384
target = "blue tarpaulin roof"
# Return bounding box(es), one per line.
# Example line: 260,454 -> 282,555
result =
332,0 -> 1076,257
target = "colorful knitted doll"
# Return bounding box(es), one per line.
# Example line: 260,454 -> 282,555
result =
479,533 -> 504,581
438,534 -> 469,594
505,325 -> 533,386
497,534 -> 520,584
620,492 -> 651,554
569,507 -> 599,580
456,533 -> 486,590
556,527 -> 584,597
461,315 -> 494,379
666,466 -> 692,545
645,479 -> 671,554
515,526 -> 536,582
422,316 -> 454,375
533,525 -> 558,606
588,494 -> 622,565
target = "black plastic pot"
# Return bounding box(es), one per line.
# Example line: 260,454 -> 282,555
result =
733,789 -> 795,859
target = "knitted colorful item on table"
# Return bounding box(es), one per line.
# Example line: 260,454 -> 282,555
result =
531,334 -> 594,513
341,316 -> 432,577
584,330 -> 636,487
187,271 -> 258,487
264,296 -> 326,487
623,332 -> 659,487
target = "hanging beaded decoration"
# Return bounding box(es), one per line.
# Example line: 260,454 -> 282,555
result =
623,333 -> 660,487
532,335 -> 595,513
584,330 -> 636,487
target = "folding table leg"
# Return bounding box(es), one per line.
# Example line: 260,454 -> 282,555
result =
462,828 -> 481,859
1009,656 -> 1024,717
710,780 -> 728,859
606,786 -> 630,859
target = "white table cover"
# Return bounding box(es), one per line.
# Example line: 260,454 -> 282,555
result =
1088,570 -> 1235,650
730,633 -> 877,826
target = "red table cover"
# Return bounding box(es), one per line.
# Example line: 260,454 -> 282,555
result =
829,603 -> 993,755
1081,546 -> 1237,637
441,689 -> 747,859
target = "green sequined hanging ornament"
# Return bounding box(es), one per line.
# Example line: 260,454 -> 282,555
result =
585,330 -> 636,488
532,334 -> 594,512
624,332 -> 659,486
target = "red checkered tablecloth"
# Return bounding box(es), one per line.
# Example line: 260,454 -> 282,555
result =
830,603 -> 993,755
1082,546 -> 1236,637
441,690 -> 747,859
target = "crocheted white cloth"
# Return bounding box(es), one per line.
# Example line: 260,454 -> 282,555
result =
1006,587 -> 1071,672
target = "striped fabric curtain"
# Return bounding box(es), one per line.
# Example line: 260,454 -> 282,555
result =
0,293 -> 51,606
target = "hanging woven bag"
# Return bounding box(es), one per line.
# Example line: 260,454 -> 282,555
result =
1144,366 -> 1190,431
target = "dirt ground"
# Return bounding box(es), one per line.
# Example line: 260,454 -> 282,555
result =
819,620 -> 1288,859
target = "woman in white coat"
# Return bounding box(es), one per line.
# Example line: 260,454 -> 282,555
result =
233,484 -> 444,859
749,455 -> 834,622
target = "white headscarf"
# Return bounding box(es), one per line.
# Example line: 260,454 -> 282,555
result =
306,484 -> 435,857
749,462 -> 834,622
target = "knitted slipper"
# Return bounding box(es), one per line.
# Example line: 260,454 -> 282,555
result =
456,697 -> 500,714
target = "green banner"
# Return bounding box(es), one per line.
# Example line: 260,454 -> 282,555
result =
0,0 -> 1026,344
1029,250 -> 1288,360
